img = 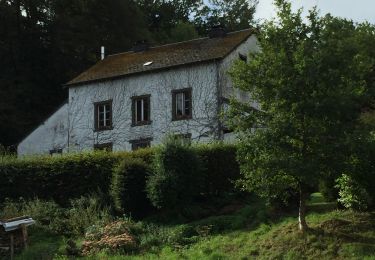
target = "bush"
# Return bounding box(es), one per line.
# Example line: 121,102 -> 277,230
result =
111,157 -> 151,217
66,195 -> 112,236
335,174 -> 372,211
195,143 -> 240,196
0,143 -> 240,208
0,195 -> 112,236
0,149 -> 153,205
146,136 -> 204,209
319,177 -> 339,202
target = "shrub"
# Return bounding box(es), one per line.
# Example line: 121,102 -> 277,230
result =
0,195 -> 112,236
335,174 -> 372,211
319,177 -> 339,202
146,136 -> 204,209
0,149 -> 153,205
66,194 -> 112,236
195,143 -> 240,196
0,143 -> 240,208
111,157 -> 151,217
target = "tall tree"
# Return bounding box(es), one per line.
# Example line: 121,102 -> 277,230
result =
194,0 -> 257,33
228,0 -> 374,232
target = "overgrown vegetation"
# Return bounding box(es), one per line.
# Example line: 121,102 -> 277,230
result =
2,195 -> 374,259
228,0 -> 375,231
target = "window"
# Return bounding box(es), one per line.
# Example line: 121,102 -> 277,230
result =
172,88 -> 192,120
130,138 -> 152,151
132,95 -> 151,126
94,100 -> 112,131
94,142 -> 113,152
239,53 -> 247,62
50,148 -> 62,156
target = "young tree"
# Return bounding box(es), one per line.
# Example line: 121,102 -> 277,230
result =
229,0 -> 374,232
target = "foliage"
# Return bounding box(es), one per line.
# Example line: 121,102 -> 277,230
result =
335,174 -> 372,211
0,0 -> 258,148
146,136 -> 204,209
0,149 -> 153,205
228,0 -> 375,230
0,195 -> 112,236
194,0 -> 257,33
0,152 -> 117,205
0,144 -> 239,208
195,143 -> 240,196
111,157 -> 151,218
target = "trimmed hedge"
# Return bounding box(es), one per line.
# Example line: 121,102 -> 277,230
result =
196,143 -> 240,196
111,157 -> 151,217
146,137 -> 204,209
0,144 -> 239,206
0,149 -> 153,205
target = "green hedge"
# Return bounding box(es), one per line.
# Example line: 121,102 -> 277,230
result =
0,149 -> 153,205
111,157 -> 151,217
0,144 -> 239,206
196,143 -> 240,196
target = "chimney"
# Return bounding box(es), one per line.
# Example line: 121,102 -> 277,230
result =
101,46 -> 105,60
208,25 -> 227,38
132,40 -> 149,53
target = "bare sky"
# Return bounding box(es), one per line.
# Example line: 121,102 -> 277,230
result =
254,0 -> 375,24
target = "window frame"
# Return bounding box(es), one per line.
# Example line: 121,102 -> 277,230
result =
94,100 -> 113,131
94,142 -> 113,152
131,94 -> 151,126
172,88 -> 192,121
49,148 -> 62,156
129,138 -> 152,151
239,53 -> 248,62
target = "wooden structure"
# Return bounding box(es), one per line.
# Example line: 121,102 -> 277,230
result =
0,216 -> 35,259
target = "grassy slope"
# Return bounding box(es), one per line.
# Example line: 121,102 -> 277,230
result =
121,211 -> 375,260
14,194 -> 375,260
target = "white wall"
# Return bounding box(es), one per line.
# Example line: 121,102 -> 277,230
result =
219,34 -> 259,102
17,103 -> 69,156
17,34 -> 260,155
68,63 -> 220,152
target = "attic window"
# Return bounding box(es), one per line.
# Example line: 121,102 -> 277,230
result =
239,53 -> 247,62
143,61 -> 153,66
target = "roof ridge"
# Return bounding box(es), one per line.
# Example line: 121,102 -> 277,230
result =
107,28 -> 253,58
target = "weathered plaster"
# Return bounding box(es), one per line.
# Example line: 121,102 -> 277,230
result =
18,103 -> 69,156
219,34 -> 260,104
17,34 -> 260,155
68,63 -> 220,152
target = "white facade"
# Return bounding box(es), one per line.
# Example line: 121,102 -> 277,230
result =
68,62 -> 219,152
17,103 -> 69,155
18,34 -> 258,155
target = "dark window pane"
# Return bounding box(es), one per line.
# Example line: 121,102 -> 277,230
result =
132,140 -> 151,150
184,92 -> 190,116
144,99 -> 149,121
176,93 -> 183,116
99,105 -> 104,113
136,99 -> 142,122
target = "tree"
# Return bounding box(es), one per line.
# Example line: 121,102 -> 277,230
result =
194,0 -> 257,33
228,0 -> 374,232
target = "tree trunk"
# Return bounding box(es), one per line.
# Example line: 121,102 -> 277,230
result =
298,185 -> 308,233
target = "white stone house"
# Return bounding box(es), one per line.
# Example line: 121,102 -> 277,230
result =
18,28 -> 258,156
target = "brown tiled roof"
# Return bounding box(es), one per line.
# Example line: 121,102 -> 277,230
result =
66,29 -> 255,87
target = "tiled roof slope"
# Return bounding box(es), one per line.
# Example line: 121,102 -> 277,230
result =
66,29 -> 255,87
